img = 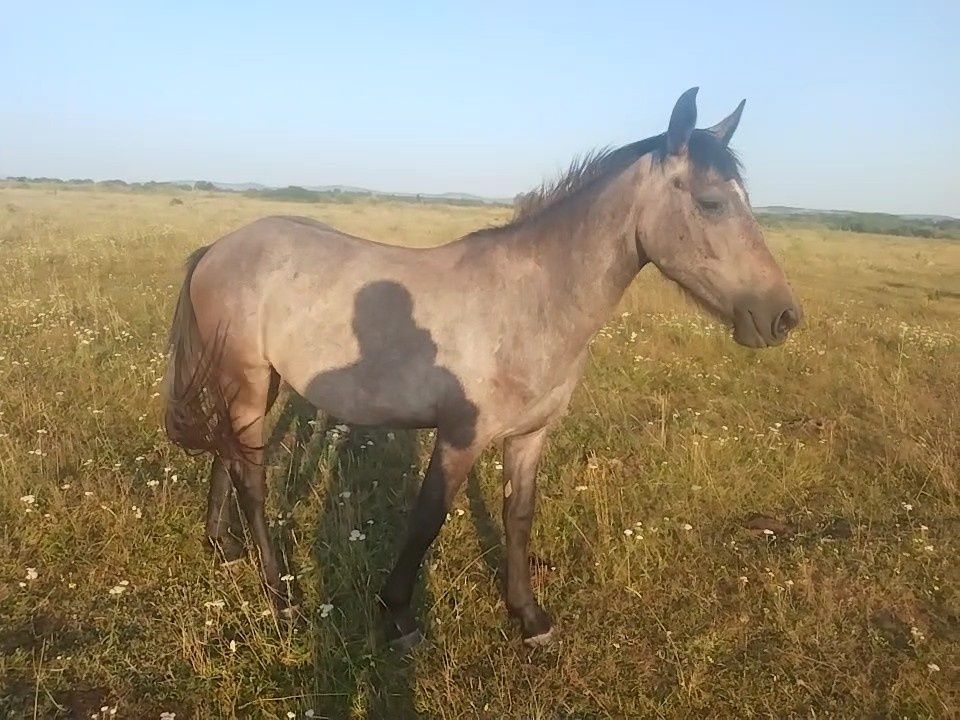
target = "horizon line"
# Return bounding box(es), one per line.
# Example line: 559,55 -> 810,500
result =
2,174 -> 958,222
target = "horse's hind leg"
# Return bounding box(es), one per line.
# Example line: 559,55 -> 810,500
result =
205,456 -> 245,564
205,368 -> 281,564
223,368 -> 296,615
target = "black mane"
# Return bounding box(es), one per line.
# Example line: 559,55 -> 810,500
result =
512,129 -> 742,222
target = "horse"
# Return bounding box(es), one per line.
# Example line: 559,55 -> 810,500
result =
163,87 -> 802,649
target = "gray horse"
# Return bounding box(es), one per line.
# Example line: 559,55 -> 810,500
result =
163,87 -> 802,648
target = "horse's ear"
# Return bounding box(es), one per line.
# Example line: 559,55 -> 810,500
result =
706,99 -> 746,147
667,87 -> 698,155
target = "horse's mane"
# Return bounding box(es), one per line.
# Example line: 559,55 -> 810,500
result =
510,130 -> 742,224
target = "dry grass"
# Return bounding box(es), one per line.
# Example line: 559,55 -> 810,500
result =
1,185 -> 957,719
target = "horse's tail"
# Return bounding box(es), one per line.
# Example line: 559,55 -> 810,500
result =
162,246 -> 236,457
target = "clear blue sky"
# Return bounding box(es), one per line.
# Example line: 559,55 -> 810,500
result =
3,1 -> 958,216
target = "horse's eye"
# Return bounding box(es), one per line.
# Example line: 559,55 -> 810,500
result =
696,197 -> 724,213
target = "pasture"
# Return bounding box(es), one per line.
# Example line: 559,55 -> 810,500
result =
1,186 -> 957,718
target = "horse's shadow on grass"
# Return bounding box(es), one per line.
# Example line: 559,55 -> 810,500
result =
262,391 -> 435,719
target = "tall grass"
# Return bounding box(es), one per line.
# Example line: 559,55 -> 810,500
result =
1,187 -> 957,718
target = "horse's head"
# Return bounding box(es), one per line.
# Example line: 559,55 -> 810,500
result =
637,88 -> 802,347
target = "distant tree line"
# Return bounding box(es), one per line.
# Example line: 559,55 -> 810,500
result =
4,176 -> 202,192
2,177 -> 507,208
242,185 -> 499,208
758,210 -> 960,241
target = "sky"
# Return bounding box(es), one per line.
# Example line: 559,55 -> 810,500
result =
3,1 -> 958,216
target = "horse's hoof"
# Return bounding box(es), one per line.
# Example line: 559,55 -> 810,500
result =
388,627 -> 424,654
382,604 -> 422,654
515,603 -> 553,645
522,626 -> 556,648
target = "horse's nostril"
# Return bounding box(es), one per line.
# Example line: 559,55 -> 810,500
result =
774,308 -> 799,338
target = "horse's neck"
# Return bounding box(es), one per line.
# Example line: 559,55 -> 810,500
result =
519,172 -> 644,351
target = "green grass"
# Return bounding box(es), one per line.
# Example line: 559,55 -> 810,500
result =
1,186 -> 958,718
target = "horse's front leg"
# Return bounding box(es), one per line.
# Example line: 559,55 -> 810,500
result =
379,431 -> 481,650
502,427 -> 553,645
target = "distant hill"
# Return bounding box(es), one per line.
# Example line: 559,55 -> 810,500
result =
172,180 -> 271,192
757,205 -> 958,223
300,184 -> 508,204
756,206 -> 960,240
226,183 -> 511,207
2,176 -> 511,208
899,214 -> 958,223
183,181 -> 510,205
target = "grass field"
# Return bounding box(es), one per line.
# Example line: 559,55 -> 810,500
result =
1,185 -> 958,719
